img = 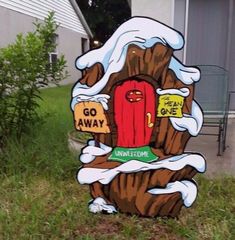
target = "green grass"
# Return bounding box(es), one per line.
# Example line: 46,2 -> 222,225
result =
0,85 -> 235,239
1,85 -> 76,179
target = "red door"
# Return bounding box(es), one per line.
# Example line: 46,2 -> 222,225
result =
114,80 -> 156,147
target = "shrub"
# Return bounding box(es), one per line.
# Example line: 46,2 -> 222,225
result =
0,12 -> 68,146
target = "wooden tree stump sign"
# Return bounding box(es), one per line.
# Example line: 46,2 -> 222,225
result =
71,17 -> 206,217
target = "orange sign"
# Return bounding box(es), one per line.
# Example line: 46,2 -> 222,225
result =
74,101 -> 110,133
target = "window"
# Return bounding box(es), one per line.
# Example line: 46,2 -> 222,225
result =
49,52 -> 58,65
81,38 -> 89,54
49,34 -> 58,64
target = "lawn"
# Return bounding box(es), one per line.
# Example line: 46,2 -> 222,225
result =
0,85 -> 234,240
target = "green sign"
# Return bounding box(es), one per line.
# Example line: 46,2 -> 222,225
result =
108,146 -> 158,163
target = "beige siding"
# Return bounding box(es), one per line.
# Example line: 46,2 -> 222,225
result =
0,0 -> 87,34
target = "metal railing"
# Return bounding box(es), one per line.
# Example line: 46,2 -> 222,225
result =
196,65 -> 229,156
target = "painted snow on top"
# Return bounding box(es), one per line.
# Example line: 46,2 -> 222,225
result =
73,17 -> 201,97
73,17 -> 185,97
77,17 -> 184,70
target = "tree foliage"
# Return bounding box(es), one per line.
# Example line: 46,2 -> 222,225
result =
77,0 -> 131,43
0,12 -> 68,146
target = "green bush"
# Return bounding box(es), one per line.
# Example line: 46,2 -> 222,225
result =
0,12 -> 68,146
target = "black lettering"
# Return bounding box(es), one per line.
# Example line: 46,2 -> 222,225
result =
165,101 -> 173,107
90,108 -> 97,116
161,108 -> 166,115
172,108 -> 177,115
173,102 -> 177,107
84,119 -> 92,128
83,108 -> 90,116
93,119 -> 99,128
161,108 -> 179,115
99,120 -> 104,127
78,118 -> 83,127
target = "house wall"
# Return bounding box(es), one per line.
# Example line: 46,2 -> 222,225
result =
131,0 -> 174,27
173,0 -> 187,62
0,5 -> 89,85
0,0 -> 87,34
186,0 -> 233,110
57,26 -> 88,85
186,0 -> 229,67
132,0 -> 186,62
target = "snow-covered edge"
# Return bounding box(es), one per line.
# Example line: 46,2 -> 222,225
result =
80,140 -> 112,164
72,17 -> 200,101
169,57 -> 200,85
73,17 -> 193,97
88,197 -> 117,214
156,87 -> 190,97
76,17 -> 184,71
170,100 -> 203,136
77,153 -> 206,185
148,180 -> 198,207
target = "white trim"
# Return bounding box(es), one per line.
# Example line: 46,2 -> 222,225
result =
183,0 -> 189,64
69,0 -> 93,38
49,52 -> 58,64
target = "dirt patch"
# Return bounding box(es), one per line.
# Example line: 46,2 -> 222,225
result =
73,214 -> 184,239
74,217 -> 121,238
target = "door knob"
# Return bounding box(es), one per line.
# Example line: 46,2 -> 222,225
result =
147,113 -> 154,128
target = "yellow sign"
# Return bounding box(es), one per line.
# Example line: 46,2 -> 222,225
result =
74,101 -> 110,133
157,94 -> 184,118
